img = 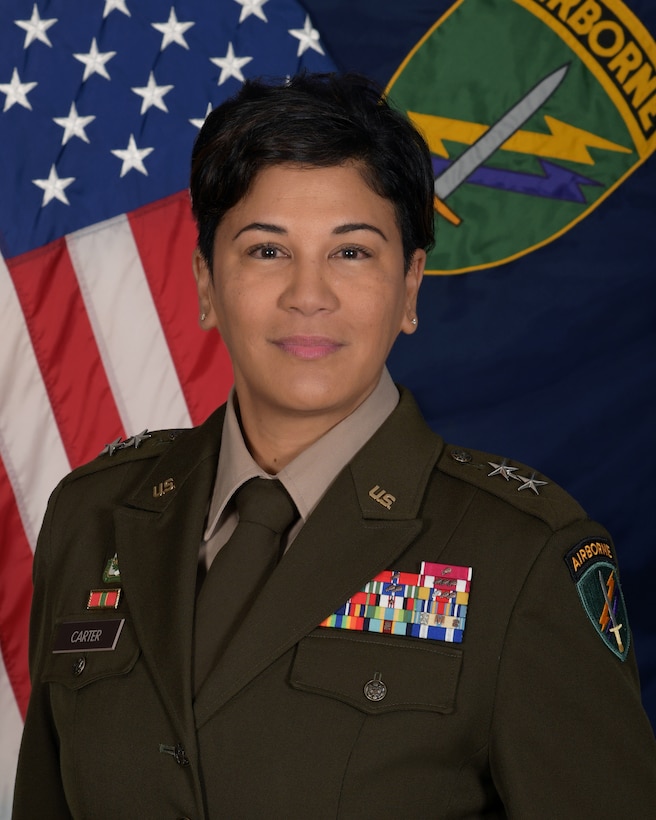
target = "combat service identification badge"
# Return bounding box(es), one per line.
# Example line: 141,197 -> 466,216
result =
102,552 -> 121,583
387,0 -> 656,274
564,538 -> 630,660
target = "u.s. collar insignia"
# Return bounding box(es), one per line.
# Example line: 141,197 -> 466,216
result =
103,553 -> 121,583
564,538 -> 630,661
368,485 -> 396,510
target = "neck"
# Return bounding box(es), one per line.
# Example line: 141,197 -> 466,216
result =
238,406 -> 345,474
233,384 -> 383,473
232,373 -> 386,473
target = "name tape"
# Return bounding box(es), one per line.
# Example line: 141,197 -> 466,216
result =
52,618 -> 125,653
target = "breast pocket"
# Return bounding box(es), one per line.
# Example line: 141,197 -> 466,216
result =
42,615 -> 140,690
289,629 -> 462,715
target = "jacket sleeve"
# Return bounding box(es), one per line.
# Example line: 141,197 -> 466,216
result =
12,482 -> 74,819
489,518 -> 656,818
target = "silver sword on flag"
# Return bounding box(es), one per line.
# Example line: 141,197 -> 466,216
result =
432,64 -> 569,225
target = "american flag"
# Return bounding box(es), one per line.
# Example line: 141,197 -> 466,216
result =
0,0 -> 335,811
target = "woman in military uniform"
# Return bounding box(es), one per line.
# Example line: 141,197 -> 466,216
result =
14,72 -> 656,818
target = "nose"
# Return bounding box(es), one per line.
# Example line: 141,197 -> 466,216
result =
279,257 -> 339,315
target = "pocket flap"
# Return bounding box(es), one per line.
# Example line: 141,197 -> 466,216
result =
42,616 -> 140,690
290,629 -> 461,714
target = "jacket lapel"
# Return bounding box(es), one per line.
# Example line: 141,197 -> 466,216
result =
114,408 -> 224,739
194,389 -> 446,726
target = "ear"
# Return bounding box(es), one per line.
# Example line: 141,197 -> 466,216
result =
400,249 -> 425,335
192,247 -> 218,329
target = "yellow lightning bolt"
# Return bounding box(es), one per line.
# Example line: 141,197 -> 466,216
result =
599,572 -> 616,632
409,111 -> 632,165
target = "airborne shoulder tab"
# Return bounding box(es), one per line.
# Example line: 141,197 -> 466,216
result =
438,445 -> 585,531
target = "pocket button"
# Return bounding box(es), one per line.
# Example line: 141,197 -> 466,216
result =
72,657 -> 86,676
363,672 -> 387,702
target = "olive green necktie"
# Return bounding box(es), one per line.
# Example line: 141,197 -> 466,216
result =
193,478 -> 298,693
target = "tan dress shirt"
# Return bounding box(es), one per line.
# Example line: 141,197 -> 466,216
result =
200,367 -> 399,570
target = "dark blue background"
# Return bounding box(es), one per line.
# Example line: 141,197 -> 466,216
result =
302,0 -> 656,726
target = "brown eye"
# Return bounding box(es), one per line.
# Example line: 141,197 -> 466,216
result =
335,245 -> 370,260
248,244 -> 281,258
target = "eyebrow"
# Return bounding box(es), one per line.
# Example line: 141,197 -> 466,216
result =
233,222 -> 286,239
333,223 -> 387,241
232,221 -> 388,241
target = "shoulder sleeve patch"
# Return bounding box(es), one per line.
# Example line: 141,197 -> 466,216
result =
564,538 -> 630,662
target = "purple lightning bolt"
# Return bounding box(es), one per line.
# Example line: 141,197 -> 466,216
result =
431,156 -> 601,203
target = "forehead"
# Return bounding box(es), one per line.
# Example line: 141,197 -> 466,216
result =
221,162 -> 398,226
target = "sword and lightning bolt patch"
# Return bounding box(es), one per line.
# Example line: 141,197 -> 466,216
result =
387,0 -> 656,275
564,538 -> 630,661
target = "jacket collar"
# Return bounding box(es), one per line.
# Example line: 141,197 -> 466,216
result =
113,406 -> 225,740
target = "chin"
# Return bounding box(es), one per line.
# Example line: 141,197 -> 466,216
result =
271,383 -> 356,418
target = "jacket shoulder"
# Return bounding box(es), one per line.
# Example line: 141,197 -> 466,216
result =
437,443 -> 586,532
61,428 -> 191,486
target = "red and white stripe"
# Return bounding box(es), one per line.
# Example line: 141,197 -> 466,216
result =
0,191 -> 233,813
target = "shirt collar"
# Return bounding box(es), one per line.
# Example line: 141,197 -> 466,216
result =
203,367 -> 399,540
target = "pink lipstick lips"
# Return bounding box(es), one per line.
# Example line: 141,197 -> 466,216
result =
273,335 -> 343,360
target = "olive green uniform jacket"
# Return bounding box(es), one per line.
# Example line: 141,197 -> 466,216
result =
13,390 -> 656,818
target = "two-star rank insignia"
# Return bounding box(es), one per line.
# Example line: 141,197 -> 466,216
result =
99,429 -> 152,456
487,460 -> 549,495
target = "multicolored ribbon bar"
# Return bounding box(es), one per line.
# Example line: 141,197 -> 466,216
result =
319,564 -> 473,643
421,561 -> 472,585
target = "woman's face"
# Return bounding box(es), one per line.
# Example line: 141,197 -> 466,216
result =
194,162 -> 424,430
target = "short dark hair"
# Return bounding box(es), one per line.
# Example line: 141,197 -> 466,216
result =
190,72 -> 435,272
